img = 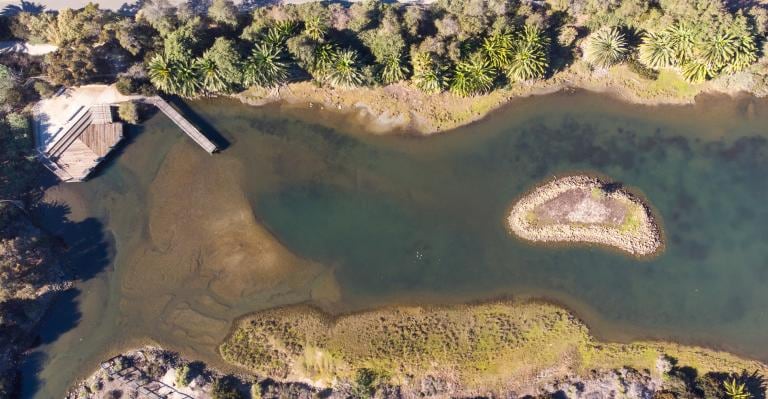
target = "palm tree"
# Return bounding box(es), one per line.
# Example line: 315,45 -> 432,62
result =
148,53 -> 202,97
303,15 -> 325,41
450,53 -> 495,97
380,55 -> 407,84
170,57 -> 203,98
411,52 -> 446,94
702,31 -> 738,71
147,53 -> 174,93
506,26 -> 549,82
584,27 -> 628,68
666,23 -> 698,63
723,32 -> 757,73
243,42 -> 288,88
196,57 -> 226,94
312,43 -> 337,78
264,20 -> 298,46
327,49 -> 364,88
518,25 -> 550,48
638,31 -> 676,69
681,59 -> 711,83
481,30 -> 513,68
724,378 -> 751,399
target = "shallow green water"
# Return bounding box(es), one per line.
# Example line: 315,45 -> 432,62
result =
21,92 -> 768,398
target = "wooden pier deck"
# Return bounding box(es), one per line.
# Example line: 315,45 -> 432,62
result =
146,96 -> 218,154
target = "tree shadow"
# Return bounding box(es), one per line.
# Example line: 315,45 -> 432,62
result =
15,201 -> 113,398
741,370 -> 767,399
17,287 -> 81,398
0,1 -> 45,17
85,116 -> 152,181
116,0 -> 145,16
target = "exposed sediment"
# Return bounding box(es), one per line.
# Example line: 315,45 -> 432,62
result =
507,175 -> 663,257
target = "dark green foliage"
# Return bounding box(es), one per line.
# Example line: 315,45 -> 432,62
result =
0,65 -> 21,109
175,364 -> 192,387
0,113 -> 36,201
147,53 -> 202,97
33,81 -> 55,98
44,44 -> 104,86
351,368 -> 388,399
327,49 -> 365,88
115,76 -> 137,95
411,51 -> 446,93
196,38 -> 242,94
4,0 -> 764,103
243,42 -> 289,88
506,25 -> 550,82
450,53 -> 495,97
208,0 -> 238,28
696,373 -> 727,399
627,58 -> 659,80
585,27 -> 629,68
211,377 -> 244,399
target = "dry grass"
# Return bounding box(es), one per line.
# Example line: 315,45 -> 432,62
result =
220,302 -> 767,394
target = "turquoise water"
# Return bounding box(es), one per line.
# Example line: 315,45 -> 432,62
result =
21,92 -> 768,398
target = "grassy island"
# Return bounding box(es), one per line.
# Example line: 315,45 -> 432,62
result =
507,175 -> 663,257
220,302 -> 767,398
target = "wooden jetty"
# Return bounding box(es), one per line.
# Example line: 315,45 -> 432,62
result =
146,96 -> 218,154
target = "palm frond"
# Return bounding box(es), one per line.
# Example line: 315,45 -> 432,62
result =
585,27 -> 628,68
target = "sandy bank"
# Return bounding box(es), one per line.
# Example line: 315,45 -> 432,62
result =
237,62 -> 763,135
507,175 -> 663,257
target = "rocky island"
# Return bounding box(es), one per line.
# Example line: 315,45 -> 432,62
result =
507,175 -> 663,257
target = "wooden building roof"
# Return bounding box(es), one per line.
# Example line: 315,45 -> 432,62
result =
39,105 -> 123,182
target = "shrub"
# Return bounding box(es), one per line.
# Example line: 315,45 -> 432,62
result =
211,377 -> 244,399
33,81 -> 55,98
696,373 -> 727,399
0,65 -> 20,107
175,364 -> 191,387
558,26 -> 579,47
250,382 -> 262,399
118,102 -> 139,124
115,77 -> 136,95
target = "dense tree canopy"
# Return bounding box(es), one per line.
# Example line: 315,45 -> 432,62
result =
1,0 -> 765,100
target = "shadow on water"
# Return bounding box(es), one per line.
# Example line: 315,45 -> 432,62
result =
18,289 -> 81,397
167,96 -> 231,151
85,111 -> 154,181
17,200 -> 113,398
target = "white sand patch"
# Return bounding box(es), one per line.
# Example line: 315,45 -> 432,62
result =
0,40 -> 57,55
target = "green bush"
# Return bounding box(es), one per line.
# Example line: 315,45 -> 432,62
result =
115,77 -> 137,95
33,81 -> 55,98
250,382 -> 262,399
175,364 -> 192,387
0,65 -> 21,108
351,368 -> 388,399
118,102 -> 140,124
211,377 -> 244,399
